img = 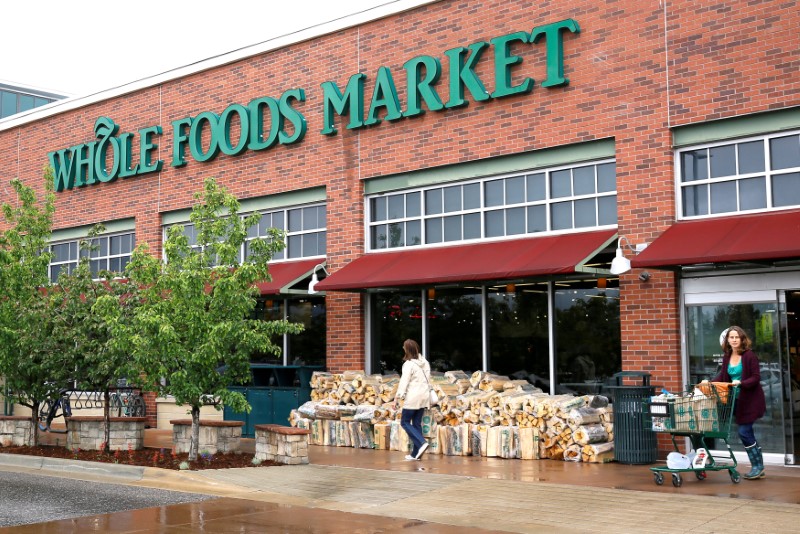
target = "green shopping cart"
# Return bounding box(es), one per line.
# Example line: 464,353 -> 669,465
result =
644,383 -> 741,487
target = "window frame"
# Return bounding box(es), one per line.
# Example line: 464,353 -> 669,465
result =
365,159 -> 617,252
48,231 -> 136,283
163,202 -> 327,263
675,129 -> 800,220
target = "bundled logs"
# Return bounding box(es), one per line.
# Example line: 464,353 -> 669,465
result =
291,370 -> 615,463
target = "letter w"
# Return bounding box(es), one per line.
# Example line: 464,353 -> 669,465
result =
48,147 -> 78,192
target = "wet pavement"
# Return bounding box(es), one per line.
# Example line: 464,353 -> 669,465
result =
3,428 -> 799,533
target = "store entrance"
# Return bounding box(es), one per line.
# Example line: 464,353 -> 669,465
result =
780,290 -> 800,465
686,301 -> 786,461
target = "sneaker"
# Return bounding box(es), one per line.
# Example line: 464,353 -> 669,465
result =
404,455 -> 419,461
415,442 -> 429,459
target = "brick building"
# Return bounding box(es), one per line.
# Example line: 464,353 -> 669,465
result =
1,0 -> 799,465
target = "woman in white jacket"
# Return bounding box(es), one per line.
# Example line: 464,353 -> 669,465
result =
393,339 -> 432,460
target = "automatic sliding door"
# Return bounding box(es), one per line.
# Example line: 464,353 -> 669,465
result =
780,290 -> 800,464
686,302 -> 785,456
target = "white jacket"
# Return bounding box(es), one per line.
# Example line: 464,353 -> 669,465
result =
396,355 -> 432,410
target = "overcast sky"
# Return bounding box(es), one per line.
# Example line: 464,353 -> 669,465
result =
2,0 -> 409,97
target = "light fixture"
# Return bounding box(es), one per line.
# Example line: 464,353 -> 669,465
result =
506,283 -> 516,294
307,264 -> 330,294
427,288 -> 436,300
609,237 -> 634,275
597,277 -> 607,289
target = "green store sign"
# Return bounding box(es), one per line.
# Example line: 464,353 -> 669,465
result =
49,19 -> 580,193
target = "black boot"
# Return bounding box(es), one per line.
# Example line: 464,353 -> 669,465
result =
744,442 -> 765,480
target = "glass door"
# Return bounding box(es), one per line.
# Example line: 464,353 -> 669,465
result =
686,302 -> 785,457
779,290 -> 800,464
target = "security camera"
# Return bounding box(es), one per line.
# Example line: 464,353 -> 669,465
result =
638,271 -> 651,282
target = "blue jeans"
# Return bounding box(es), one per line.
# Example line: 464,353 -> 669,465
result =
737,423 -> 757,448
400,407 -> 426,456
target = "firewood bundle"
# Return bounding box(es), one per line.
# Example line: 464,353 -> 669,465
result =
296,370 -> 615,463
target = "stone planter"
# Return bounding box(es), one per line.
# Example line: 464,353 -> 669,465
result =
170,419 -> 244,454
254,424 -> 310,465
0,415 -> 34,447
66,416 -> 146,451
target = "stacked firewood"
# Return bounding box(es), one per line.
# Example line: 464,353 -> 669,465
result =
293,370 -> 614,462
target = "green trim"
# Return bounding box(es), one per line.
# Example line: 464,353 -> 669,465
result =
49,218 -> 135,242
161,187 -> 327,225
673,106 -> 800,148
365,138 -> 614,194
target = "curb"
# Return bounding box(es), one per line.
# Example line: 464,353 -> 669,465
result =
0,453 -> 145,481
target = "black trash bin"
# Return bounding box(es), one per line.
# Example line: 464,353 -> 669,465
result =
606,371 -> 657,465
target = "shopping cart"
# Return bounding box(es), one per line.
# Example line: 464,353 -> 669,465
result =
644,383 -> 740,487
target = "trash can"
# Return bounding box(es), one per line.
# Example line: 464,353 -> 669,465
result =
606,371 -> 657,465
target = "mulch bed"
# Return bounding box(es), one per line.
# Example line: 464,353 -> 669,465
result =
0,445 -> 277,470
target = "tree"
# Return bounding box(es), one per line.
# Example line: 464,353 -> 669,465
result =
50,225 -> 140,452
0,175 -> 59,445
108,178 -> 303,460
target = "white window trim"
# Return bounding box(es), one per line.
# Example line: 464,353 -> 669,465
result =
675,128 -> 800,220
364,159 -> 617,252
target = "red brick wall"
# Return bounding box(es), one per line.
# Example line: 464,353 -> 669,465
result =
1,0 -> 799,382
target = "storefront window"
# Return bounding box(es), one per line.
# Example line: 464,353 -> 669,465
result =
370,291 -> 423,374
369,279 -> 622,392
686,303 -> 783,453
487,285 -> 549,388
427,287 -> 483,372
554,282 -> 621,395
251,297 -> 326,367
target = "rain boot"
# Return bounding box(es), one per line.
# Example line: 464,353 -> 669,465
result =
743,442 -> 765,480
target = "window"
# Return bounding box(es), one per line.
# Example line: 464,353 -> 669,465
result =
367,161 -> 616,250
678,131 -> 800,218
167,202 -> 326,263
0,89 -> 57,119
48,232 -> 135,283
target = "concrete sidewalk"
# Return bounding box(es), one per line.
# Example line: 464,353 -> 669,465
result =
4,442 -> 800,533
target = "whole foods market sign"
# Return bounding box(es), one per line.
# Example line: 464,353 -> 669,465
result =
49,19 -> 580,193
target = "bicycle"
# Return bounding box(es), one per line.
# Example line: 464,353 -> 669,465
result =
38,385 -> 73,433
109,388 -> 146,417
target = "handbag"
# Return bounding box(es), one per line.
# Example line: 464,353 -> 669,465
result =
420,362 -> 439,406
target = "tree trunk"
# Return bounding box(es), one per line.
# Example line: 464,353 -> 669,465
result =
189,405 -> 200,461
30,401 -> 40,447
102,390 -> 111,454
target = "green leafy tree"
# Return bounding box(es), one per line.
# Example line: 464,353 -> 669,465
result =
51,225 -> 141,452
110,178 -> 303,460
0,175 -> 61,445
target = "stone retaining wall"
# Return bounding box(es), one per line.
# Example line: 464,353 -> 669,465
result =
0,416 -> 34,447
170,419 -> 244,454
254,424 -> 310,465
66,416 -> 146,451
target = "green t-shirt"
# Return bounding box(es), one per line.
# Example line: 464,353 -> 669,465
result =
728,360 -> 743,382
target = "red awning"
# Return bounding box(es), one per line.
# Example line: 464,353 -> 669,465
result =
632,209 -> 800,269
315,230 -> 616,291
255,259 -> 322,294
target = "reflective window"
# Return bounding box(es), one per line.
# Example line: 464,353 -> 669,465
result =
369,279 -> 622,394
367,160 -> 616,250
678,131 -> 800,217
49,232 -> 135,283
170,202 -> 326,263
686,303 -> 783,454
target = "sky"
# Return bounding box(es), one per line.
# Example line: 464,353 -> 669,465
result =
2,0 -> 409,97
